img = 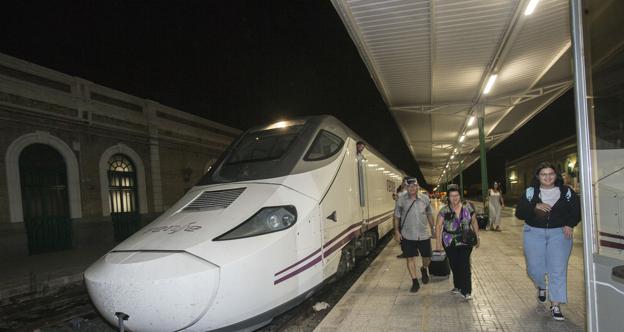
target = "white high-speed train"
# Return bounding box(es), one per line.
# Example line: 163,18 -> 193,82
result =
85,115 -> 404,331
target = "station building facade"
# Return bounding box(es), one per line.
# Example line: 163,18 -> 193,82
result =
505,136 -> 579,202
0,53 -> 240,258
505,135 -> 583,242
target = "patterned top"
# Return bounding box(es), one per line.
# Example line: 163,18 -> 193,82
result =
438,203 -> 474,247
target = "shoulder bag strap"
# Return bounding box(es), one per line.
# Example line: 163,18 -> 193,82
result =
400,199 -> 417,231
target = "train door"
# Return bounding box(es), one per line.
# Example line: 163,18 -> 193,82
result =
357,150 -> 369,227
572,0 -> 624,330
19,144 -> 73,254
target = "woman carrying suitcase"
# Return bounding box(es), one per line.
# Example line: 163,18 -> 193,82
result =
435,186 -> 480,300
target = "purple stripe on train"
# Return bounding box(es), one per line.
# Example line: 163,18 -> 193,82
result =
273,210 -> 394,284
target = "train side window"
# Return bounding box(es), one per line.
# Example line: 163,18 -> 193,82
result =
304,130 -> 344,161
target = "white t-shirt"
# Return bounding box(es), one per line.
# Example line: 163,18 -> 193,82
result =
539,187 -> 560,206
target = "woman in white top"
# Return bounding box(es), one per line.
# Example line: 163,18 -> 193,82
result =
488,181 -> 505,231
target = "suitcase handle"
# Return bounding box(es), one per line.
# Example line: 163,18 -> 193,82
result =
431,250 -> 446,261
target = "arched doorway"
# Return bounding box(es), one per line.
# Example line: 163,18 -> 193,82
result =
19,144 -> 72,254
108,154 -> 140,242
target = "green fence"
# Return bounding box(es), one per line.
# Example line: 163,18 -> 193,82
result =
24,216 -> 73,255
111,212 -> 141,242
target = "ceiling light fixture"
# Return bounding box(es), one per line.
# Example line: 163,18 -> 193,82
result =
524,0 -> 540,16
483,74 -> 498,94
467,116 -> 476,126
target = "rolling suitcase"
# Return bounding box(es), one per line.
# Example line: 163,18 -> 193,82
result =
476,213 -> 489,229
429,250 -> 450,277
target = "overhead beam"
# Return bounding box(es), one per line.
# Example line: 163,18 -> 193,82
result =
392,80 -> 572,115
473,0 -> 529,106
486,43 -> 572,138
390,103 -> 472,113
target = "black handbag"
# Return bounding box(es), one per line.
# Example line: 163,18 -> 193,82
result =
461,224 -> 478,246
444,206 -> 477,246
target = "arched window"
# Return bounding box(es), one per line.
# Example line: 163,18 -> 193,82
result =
108,154 -> 137,213
108,154 -> 139,241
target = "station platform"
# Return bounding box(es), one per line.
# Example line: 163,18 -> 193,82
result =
315,203 -> 586,332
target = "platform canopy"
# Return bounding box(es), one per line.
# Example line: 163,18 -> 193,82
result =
331,0 -> 572,187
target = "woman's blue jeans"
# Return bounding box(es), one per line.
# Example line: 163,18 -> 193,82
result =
523,224 -> 573,303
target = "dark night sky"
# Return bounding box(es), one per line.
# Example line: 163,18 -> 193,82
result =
0,1 -> 575,189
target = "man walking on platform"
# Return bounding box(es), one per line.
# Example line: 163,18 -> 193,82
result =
393,178 -> 435,292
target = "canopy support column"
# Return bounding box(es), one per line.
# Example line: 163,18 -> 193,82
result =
459,161 -> 464,200
478,104 -> 489,212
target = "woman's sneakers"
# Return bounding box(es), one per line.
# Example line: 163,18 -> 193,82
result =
551,305 -> 565,321
537,288 -> 547,303
536,288 -> 565,321
450,288 -> 472,300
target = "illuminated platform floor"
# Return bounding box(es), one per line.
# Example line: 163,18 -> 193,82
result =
314,205 -> 586,332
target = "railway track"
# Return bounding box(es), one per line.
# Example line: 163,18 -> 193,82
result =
0,234 -> 390,332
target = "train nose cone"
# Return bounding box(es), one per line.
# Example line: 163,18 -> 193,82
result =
84,251 -> 219,332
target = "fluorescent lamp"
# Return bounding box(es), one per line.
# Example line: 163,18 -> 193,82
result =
459,135 -> 466,143
467,116 -> 475,126
483,74 -> 498,94
524,0 -> 540,16
450,155 -> 455,159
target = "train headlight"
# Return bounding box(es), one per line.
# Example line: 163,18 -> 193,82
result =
214,205 -> 297,241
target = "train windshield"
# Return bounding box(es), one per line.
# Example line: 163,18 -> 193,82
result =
227,125 -> 303,164
198,123 -> 310,184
